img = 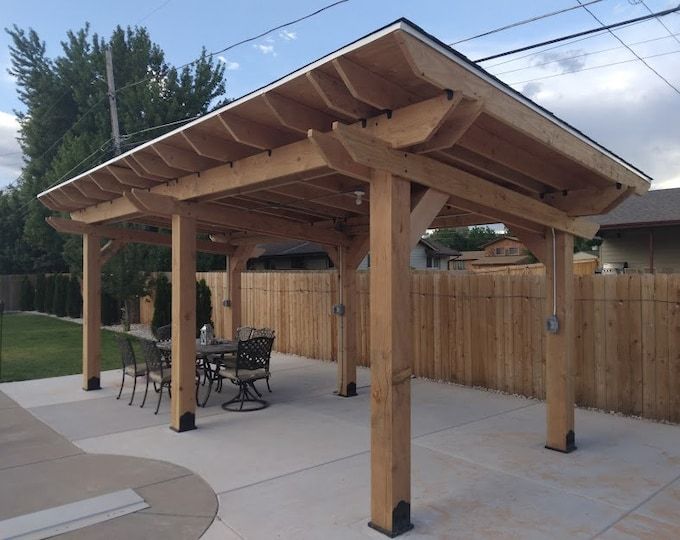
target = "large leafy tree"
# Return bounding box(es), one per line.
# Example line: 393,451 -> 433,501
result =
428,226 -> 499,252
2,23 -> 227,275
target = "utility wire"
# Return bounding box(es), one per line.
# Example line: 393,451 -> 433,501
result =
474,4 -> 680,62
492,31 -> 680,76
483,17 -> 651,69
638,0 -> 680,47
508,48 -> 680,85
115,0 -> 350,95
450,0 -> 603,45
576,0 -> 680,95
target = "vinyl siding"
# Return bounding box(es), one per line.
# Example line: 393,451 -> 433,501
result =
599,226 -> 680,273
358,244 -> 445,269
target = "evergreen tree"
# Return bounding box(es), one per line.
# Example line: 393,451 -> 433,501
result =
427,226 -> 499,252
19,276 -> 35,311
34,273 -> 46,312
44,274 -> 55,314
53,274 -> 68,317
2,23 -> 226,274
151,273 -> 171,334
65,275 -> 82,318
195,279 -> 213,336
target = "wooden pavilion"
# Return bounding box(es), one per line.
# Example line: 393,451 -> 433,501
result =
39,19 -> 650,537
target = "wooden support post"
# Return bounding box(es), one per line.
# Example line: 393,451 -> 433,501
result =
545,229 -> 576,452
327,237 -> 367,397
82,233 -> 101,391
368,170 -> 413,536
170,214 -> 197,432
225,245 -> 260,339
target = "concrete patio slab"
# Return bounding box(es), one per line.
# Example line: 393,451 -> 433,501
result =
415,403 -> 680,510
0,405 -> 82,470
3,352 -> 680,539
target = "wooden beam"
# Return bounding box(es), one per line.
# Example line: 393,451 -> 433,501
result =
90,171 -> 126,195
82,233 -> 101,391
409,189 -> 448,248
170,213 -> 197,432
368,170 -> 413,536
180,130 -> 253,162
152,141 -> 217,172
446,195 -> 545,234
47,216 -> 234,255
62,184 -> 97,206
411,97 -> 483,153
131,152 -> 185,179
125,190 -> 351,246
395,32 -> 650,195
74,179 -> 113,201
513,230 -> 548,263
41,193 -> 70,211
544,230 -> 576,452
305,70 -> 375,118
106,165 -> 157,188
308,130 -> 371,182
540,185 -> 630,216
123,156 -> 167,182
262,92 -> 334,133
218,113 -> 294,150
332,56 -> 418,110
100,239 -> 124,265
331,122 -> 599,239
48,190 -> 80,211
269,183 -> 370,216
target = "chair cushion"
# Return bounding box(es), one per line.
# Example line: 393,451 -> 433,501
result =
218,367 -> 267,382
125,365 -> 146,377
148,370 -> 171,384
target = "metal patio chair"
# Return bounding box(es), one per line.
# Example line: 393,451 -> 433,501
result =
139,339 -> 172,414
115,335 -> 145,406
154,324 -> 172,366
250,328 -> 275,392
220,335 -> 275,412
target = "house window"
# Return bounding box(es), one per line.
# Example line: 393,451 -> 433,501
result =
494,247 -> 504,256
291,257 -> 305,270
451,260 -> 465,270
426,255 -> 433,268
506,247 -> 519,255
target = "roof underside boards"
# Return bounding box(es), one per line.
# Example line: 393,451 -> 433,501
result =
39,19 -> 652,246
592,187 -> 680,229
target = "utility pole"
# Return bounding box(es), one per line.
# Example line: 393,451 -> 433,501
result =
105,47 -> 121,156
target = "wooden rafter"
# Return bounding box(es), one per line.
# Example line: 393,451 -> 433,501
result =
125,190 -> 352,246
305,70 -> 375,119
262,92 -> 335,133
330,122 -> 599,238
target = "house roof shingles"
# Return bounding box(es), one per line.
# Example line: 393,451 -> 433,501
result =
593,188 -> 680,229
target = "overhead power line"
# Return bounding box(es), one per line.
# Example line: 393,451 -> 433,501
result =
638,0 -> 680,47
450,0 -> 603,45
508,48 -> 680,85
115,0 -> 351,95
474,4 -> 680,62
491,32 -> 680,77
576,0 -> 680,96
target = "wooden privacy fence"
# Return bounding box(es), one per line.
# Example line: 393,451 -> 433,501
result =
143,270 -> 680,423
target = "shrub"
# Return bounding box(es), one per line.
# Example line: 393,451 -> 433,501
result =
66,276 -> 82,318
19,276 -> 35,311
53,275 -> 68,317
151,274 -> 171,335
44,275 -> 55,314
34,273 -> 46,312
101,291 -> 120,326
196,279 -> 213,336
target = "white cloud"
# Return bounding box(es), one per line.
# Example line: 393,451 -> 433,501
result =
0,111 -> 22,189
217,56 -> 240,70
492,23 -> 680,190
253,44 -> 276,56
279,29 -> 297,41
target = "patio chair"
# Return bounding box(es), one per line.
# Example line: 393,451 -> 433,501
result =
115,335 -> 145,406
211,326 -> 256,394
154,324 -> 172,342
139,339 -> 172,414
220,335 -> 275,411
250,328 -> 275,392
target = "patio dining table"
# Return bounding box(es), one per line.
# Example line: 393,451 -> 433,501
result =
156,339 -> 237,407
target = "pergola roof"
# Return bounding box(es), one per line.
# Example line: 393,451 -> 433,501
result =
39,18 -> 651,244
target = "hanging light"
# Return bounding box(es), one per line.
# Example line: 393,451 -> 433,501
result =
353,189 -> 365,206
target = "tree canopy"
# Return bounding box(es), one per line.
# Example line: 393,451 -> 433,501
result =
427,226 -> 500,252
1,23 -> 228,275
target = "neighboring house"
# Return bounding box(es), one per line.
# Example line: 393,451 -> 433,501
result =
247,238 -> 459,271
449,236 -> 532,270
592,187 -> 680,273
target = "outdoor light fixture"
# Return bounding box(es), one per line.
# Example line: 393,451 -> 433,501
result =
354,189 -> 365,206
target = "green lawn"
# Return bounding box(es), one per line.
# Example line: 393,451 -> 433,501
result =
0,313 -> 129,382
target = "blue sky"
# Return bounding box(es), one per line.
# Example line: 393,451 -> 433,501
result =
1,0 -> 679,188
